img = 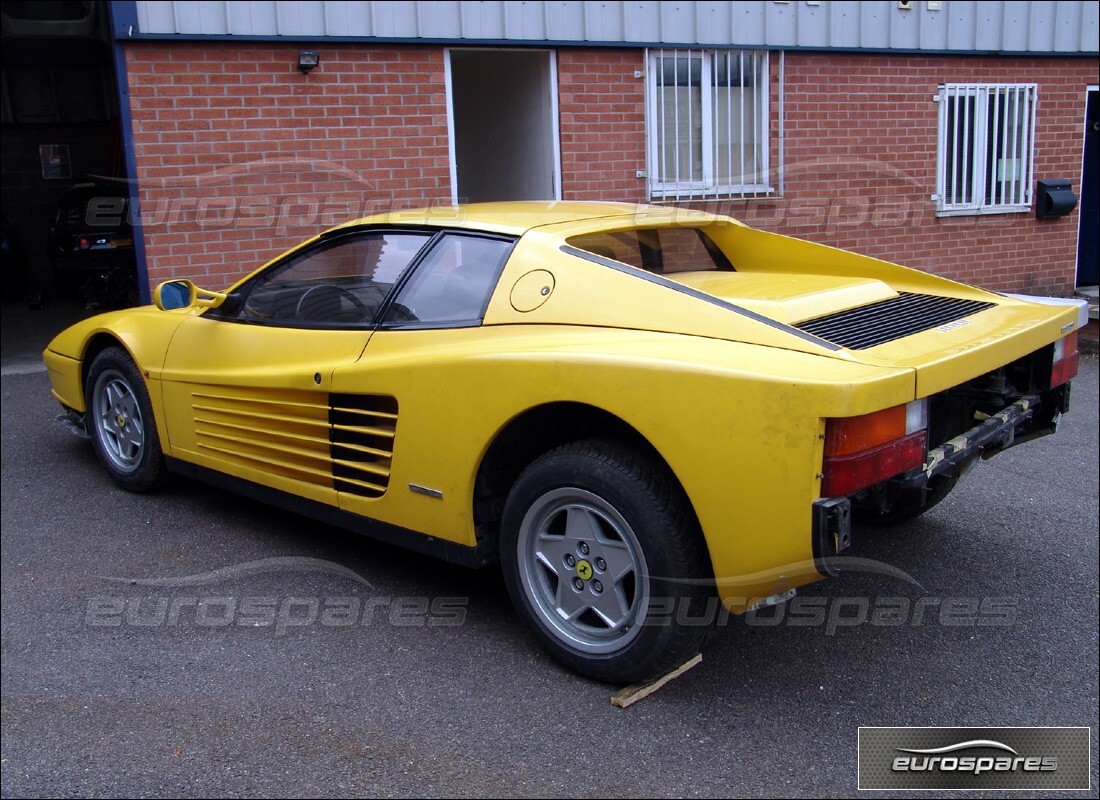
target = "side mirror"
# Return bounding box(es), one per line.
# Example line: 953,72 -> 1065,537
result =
153,279 -> 227,311
153,280 -> 193,310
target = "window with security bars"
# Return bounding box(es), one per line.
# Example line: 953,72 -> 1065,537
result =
646,49 -> 771,200
935,83 -> 1037,215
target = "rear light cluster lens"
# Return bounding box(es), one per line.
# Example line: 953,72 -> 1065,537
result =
1051,331 -> 1078,388
821,399 -> 928,497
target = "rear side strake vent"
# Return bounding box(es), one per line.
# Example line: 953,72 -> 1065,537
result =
330,394 -> 398,498
794,292 -> 996,350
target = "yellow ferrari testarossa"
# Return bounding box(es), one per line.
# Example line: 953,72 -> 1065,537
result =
43,202 -> 1083,682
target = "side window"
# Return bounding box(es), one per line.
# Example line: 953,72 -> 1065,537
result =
237,231 -> 431,326
567,228 -> 733,274
382,234 -> 513,326
566,231 -> 647,269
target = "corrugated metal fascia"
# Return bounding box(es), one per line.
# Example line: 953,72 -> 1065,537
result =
128,1 -> 1099,55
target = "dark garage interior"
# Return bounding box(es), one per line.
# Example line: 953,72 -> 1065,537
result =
1,0 -> 131,309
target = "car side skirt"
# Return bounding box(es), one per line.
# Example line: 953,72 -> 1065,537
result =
165,457 -> 496,569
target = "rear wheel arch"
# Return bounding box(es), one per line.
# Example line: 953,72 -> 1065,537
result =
498,436 -> 717,682
472,403 -> 709,567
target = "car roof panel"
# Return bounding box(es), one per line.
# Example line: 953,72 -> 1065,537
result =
324,201 -> 731,237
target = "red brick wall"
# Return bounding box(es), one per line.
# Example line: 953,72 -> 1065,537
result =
557,50 -> 1096,295
126,42 -> 1095,295
557,49 -> 647,199
750,54 -> 1093,295
125,42 -> 451,289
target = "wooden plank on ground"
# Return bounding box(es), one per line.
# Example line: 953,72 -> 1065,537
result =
610,653 -> 702,708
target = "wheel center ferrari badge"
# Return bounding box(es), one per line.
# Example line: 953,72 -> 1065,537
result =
116,414 -> 126,428
575,559 -> 593,581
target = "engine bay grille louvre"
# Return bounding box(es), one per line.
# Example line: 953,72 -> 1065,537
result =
794,292 -> 996,350
329,393 -> 399,498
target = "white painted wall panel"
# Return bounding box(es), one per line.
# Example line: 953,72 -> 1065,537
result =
762,2 -> 796,46
502,2 -> 546,40
320,1 -> 350,36
858,1 -> 887,49
1082,1 -> 1100,52
234,1 -> 278,36
888,2 -> 920,52
325,1 -> 374,36
657,2 -> 696,46
620,2 -> 657,42
461,1 -> 506,40
945,0 -> 977,51
729,2 -> 765,46
417,1 -> 461,39
275,1 -> 325,36
130,1 -> 1099,53
580,0 -> 617,42
827,3 -> 860,50
186,1 -> 227,34
974,1 -> 1004,52
916,1 -> 947,50
693,2 -> 731,46
1000,1 -> 1031,53
1027,1 -> 1056,51
137,0 -> 175,34
795,2 -> 824,49
543,1 -> 586,41
1053,0 -> 1083,52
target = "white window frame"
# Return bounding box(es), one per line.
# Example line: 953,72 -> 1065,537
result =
934,83 -> 1038,216
645,49 -> 772,201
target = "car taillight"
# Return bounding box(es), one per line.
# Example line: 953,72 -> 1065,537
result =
821,399 -> 928,497
1050,331 -> 1078,388
78,237 -> 90,250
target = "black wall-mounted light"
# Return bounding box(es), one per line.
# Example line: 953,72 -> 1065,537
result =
298,51 -> 320,75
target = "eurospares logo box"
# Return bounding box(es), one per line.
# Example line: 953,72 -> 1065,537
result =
858,727 -> 1090,791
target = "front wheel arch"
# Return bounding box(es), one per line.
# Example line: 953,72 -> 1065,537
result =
83,345 -> 169,492
80,333 -> 134,401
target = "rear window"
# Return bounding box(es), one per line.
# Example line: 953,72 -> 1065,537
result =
567,227 -> 733,274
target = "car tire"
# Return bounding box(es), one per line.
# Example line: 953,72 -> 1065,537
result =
84,346 -> 168,492
852,472 -> 958,526
500,439 -> 715,684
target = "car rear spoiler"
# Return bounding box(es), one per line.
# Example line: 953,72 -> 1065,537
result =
1002,294 -> 1090,331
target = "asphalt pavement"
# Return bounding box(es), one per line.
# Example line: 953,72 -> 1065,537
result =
2,353 -> 1097,798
